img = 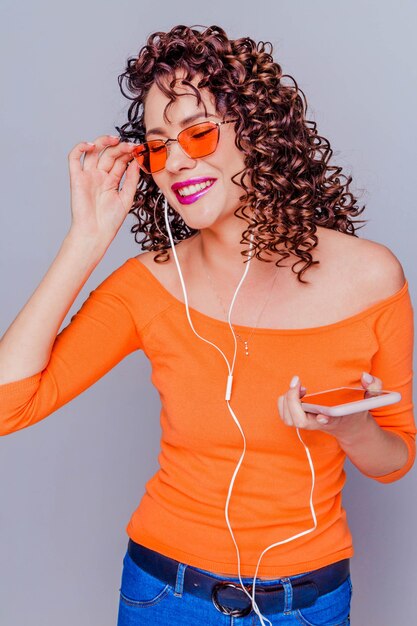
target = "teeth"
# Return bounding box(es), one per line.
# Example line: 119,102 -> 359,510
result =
178,180 -> 214,197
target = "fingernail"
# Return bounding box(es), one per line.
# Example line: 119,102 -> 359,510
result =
362,372 -> 373,383
290,375 -> 299,388
301,386 -> 307,392
317,416 -> 328,424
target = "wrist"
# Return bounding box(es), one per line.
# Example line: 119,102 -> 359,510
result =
64,228 -> 109,260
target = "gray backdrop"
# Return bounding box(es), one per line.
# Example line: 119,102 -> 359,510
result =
1,1 -> 416,624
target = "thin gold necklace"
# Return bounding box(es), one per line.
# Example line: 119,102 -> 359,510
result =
205,267 -> 279,356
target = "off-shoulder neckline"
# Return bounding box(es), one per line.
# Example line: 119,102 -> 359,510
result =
127,257 -> 409,335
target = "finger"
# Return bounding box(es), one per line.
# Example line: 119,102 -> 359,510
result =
286,378 -> 310,428
68,141 -> 96,178
278,395 -> 290,424
361,372 -> 383,391
108,149 -> 137,180
283,393 -> 296,426
83,135 -> 121,170
315,413 -> 330,426
302,410 -> 332,430
278,395 -> 291,426
98,141 -> 136,173
118,159 -> 141,213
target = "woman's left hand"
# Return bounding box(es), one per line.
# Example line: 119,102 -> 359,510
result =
277,372 -> 383,440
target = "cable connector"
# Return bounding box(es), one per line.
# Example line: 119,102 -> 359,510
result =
225,375 -> 233,401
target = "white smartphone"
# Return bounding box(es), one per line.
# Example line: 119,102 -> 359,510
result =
300,386 -> 401,417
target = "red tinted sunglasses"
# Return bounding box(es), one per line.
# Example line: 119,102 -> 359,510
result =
132,119 -> 237,174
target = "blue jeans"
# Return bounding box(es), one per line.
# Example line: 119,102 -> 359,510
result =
117,550 -> 352,625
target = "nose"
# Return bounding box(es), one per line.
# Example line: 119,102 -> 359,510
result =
164,140 -> 197,173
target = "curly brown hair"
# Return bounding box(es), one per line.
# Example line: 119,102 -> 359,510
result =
116,24 -> 366,282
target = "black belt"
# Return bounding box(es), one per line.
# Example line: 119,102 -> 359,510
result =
127,540 -> 350,618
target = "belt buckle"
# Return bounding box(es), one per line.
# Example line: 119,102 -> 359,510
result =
212,581 -> 253,618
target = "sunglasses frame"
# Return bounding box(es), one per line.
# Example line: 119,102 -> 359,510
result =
133,118 -> 238,174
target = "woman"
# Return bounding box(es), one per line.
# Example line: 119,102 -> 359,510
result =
0,24 -> 414,626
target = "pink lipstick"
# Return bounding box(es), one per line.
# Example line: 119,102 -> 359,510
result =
171,177 -> 217,205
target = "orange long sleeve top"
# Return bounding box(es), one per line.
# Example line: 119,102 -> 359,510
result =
0,258 -> 415,577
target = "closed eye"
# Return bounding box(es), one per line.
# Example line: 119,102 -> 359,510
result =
148,142 -> 166,153
191,128 -> 216,139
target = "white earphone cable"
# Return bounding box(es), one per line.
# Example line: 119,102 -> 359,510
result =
162,196 -> 317,626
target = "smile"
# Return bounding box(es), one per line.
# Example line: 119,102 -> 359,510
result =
172,178 -> 216,205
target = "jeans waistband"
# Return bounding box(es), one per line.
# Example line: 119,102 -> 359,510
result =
127,540 -> 350,617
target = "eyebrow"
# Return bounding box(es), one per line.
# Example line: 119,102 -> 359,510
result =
145,112 -> 217,139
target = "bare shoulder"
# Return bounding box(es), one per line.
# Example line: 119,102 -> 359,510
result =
354,237 -> 405,296
134,248 -> 173,280
134,238 -> 193,292
317,226 -> 406,304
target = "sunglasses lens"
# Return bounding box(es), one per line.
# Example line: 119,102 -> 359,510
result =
179,122 -> 219,158
132,122 -> 221,173
133,141 -> 166,174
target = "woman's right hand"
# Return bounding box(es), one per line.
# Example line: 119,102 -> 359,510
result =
68,135 -> 140,246
0,135 -> 141,386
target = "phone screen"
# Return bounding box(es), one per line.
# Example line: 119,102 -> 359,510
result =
302,388 -> 387,406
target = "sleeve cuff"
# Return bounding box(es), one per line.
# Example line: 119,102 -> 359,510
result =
363,431 -> 416,483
